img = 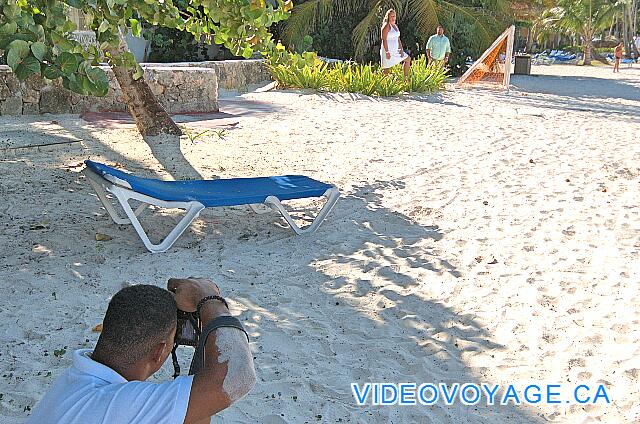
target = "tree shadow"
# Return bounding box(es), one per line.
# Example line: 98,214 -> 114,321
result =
1,153 -> 546,422
141,134 -> 203,180
218,98 -> 281,117
1,118 -> 546,423
510,73 -> 640,102
506,73 -> 640,122
400,91 -> 470,108
137,97 -> 282,180
28,115 -> 204,181
316,92 -> 381,102
180,180 -> 546,423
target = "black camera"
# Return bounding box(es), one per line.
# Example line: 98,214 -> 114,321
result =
171,310 -> 201,378
170,295 -> 249,378
175,309 -> 200,346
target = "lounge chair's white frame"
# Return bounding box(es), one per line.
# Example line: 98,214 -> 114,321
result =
83,168 -> 340,253
457,25 -> 515,90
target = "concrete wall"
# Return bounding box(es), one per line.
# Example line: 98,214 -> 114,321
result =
0,59 -> 271,115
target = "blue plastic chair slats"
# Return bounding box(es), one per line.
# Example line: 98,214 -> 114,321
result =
85,160 -> 334,207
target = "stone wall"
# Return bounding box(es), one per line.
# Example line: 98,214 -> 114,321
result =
147,59 -> 271,90
0,59 -> 271,115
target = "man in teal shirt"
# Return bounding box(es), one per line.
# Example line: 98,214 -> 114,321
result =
426,25 -> 451,65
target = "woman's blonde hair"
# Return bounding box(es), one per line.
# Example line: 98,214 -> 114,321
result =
381,9 -> 396,31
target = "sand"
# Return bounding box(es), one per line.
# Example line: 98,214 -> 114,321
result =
1,64 -> 639,423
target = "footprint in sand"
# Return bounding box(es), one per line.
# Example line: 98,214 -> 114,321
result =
538,295 -> 558,311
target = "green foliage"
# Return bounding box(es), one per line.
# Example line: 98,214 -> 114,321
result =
274,0 -> 509,77
539,0 -> 621,45
0,0 -> 291,96
267,48 -> 330,89
0,0 -> 108,96
401,55 -> 447,92
538,0 -> 622,64
542,0 -> 621,35
327,61 -> 380,95
282,0 -> 510,60
594,47 -> 615,54
267,49 -> 447,97
271,3 -> 373,61
180,125 -> 228,142
212,128 -> 228,140
180,125 -> 211,143
146,27 -> 209,63
296,34 -> 313,53
439,15 -> 486,76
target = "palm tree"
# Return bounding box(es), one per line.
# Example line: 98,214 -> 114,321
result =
282,0 -> 511,60
622,0 -> 638,57
540,0 -> 622,65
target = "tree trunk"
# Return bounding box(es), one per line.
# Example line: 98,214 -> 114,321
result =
623,4 -> 631,57
108,32 -> 182,136
583,40 -> 592,65
633,0 -> 638,35
633,0 -> 640,58
623,1 -> 639,59
110,65 -> 182,136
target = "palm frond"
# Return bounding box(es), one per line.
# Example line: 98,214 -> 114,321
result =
282,0 -> 335,47
438,1 -> 497,47
537,0 -> 624,42
409,0 -> 439,39
351,0 -> 387,59
285,0 -> 510,61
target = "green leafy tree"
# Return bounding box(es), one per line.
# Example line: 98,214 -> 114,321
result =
0,0 -> 290,135
540,0 -> 622,65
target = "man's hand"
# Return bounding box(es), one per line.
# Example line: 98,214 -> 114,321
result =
386,51 -> 391,60
168,278 -> 220,312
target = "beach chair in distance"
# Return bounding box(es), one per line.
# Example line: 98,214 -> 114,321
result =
82,160 -> 340,253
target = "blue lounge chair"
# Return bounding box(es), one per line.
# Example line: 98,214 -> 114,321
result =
83,160 -> 340,253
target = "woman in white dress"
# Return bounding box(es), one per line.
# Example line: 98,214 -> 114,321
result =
380,9 -> 411,77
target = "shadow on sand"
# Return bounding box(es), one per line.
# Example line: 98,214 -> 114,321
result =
178,180 -> 546,423
0,103 -> 546,423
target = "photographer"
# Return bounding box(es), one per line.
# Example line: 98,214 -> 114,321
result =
28,278 -> 256,424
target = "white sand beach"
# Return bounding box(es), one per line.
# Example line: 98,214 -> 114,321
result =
1,64 -> 639,423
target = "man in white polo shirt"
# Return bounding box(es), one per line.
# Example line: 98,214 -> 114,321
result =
426,25 -> 452,65
28,278 -> 255,424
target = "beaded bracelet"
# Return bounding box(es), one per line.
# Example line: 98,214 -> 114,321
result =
196,295 -> 229,317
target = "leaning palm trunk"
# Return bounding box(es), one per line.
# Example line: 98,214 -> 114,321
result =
583,42 -> 592,65
623,0 -> 639,57
623,4 -> 631,56
107,31 -> 182,136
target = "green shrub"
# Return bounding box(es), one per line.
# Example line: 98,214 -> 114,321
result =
594,47 -> 614,54
267,48 -> 447,97
328,62 -> 379,95
395,56 -> 448,93
267,48 -> 330,90
146,27 -> 206,63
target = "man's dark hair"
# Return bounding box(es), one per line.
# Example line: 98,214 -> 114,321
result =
96,285 -> 177,365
